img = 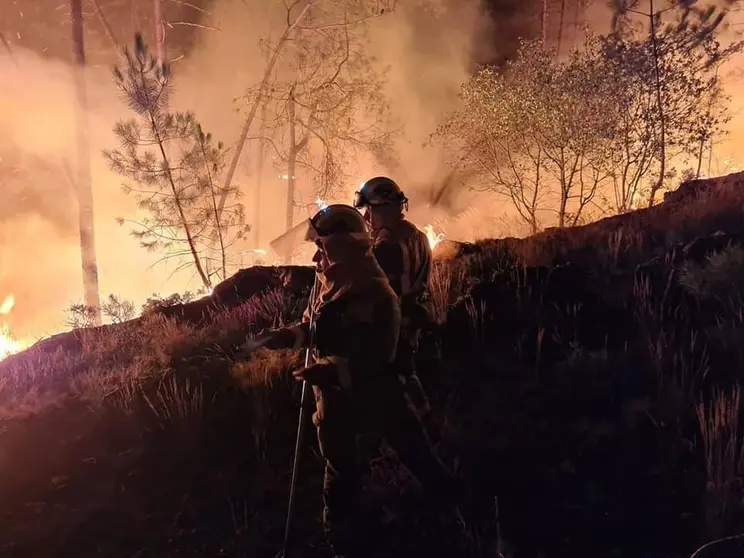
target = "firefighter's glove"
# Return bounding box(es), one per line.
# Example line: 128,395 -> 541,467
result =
292,363 -> 340,389
241,328 -> 294,356
241,334 -> 271,355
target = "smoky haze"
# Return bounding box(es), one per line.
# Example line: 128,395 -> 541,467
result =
3,0 -> 742,341
582,0 -> 744,175
0,0 -> 512,339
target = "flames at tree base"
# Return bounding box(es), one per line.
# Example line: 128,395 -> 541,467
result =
0,325 -> 24,360
424,224 -> 445,249
0,295 -> 30,361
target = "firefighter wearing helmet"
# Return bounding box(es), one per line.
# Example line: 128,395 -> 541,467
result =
354,177 -> 439,442
242,204 -> 458,557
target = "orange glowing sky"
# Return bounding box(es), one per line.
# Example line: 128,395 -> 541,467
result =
0,0 -> 742,345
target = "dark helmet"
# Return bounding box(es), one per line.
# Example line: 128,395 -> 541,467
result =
353,176 -> 408,209
305,204 -> 368,242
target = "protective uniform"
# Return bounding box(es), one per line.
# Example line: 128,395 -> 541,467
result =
354,177 -> 436,428
244,204 -> 457,557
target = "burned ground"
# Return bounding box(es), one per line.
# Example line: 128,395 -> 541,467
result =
2,173 -> 744,557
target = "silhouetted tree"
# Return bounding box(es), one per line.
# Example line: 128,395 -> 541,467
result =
435,39 -> 614,233
437,9 -> 739,230
599,25 -> 733,211
104,35 -> 247,290
248,2 -> 396,241
215,0 -> 398,228
609,0 -> 740,206
70,0 -> 102,325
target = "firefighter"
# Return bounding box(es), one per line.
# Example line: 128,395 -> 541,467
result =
353,176 -> 439,442
243,204 -> 459,557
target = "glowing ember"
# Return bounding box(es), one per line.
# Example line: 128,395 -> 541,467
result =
316,198 -> 329,211
0,295 -> 26,360
424,225 -> 445,249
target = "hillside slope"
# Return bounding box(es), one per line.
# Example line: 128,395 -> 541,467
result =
1,172 -> 744,557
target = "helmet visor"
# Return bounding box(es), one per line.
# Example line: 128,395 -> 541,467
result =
269,218 -> 314,259
304,218 -> 320,242
353,190 -> 368,209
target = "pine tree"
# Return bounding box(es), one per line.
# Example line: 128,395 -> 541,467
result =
104,35 -> 247,290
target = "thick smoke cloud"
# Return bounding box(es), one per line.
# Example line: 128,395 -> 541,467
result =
2,0 -> 742,340
7,0 -> 739,340
0,0 -> 516,338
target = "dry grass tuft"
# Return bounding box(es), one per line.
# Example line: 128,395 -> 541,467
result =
230,348 -> 301,390
0,285 -> 307,423
696,385 -> 744,538
0,348 -> 84,420
429,259 -> 469,324
141,374 -> 204,425
211,288 -> 304,338
679,245 -> 744,304
0,314 -> 207,418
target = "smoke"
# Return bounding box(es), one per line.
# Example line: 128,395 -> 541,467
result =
0,0 -> 504,338
175,0 -> 503,236
0,43 -> 200,337
4,0 -> 741,339
370,2 -> 490,190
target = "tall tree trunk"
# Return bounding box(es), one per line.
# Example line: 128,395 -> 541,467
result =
696,65 -> 719,180
707,143 -> 713,177
131,0 -> 141,43
573,0 -> 583,49
155,137 -> 212,289
557,0 -> 566,56
695,138 -> 705,178
558,164 -> 567,227
253,99 -> 268,250
153,0 -> 166,63
541,0 -> 549,46
558,194 -> 567,228
285,91 -> 297,265
648,0 -> 666,207
70,0 -> 102,325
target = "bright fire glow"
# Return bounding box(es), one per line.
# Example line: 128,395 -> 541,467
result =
0,324 -> 24,360
424,225 -> 445,249
0,295 -> 27,361
0,295 -> 14,315
316,198 -> 329,210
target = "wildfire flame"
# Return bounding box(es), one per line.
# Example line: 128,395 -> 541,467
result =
0,295 -> 13,315
313,198 -> 443,250
0,295 -> 25,360
424,225 -> 445,249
